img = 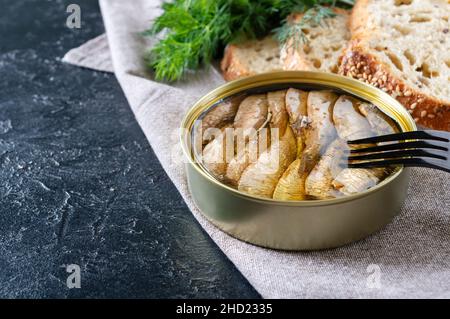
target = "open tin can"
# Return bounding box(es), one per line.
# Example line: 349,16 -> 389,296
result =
181,71 -> 416,251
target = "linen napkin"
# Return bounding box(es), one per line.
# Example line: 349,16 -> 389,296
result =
63,0 -> 450,298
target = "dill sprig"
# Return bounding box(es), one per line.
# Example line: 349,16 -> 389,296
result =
145,1 -> 233,81
274,5 -> 337,50
146,0 -> 354,82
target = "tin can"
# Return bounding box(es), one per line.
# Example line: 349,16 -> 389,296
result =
181,71 -> 416,250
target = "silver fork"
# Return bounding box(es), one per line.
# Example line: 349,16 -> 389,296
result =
346,130 -> 450,173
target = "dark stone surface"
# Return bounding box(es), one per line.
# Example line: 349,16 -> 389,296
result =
0,0 -> 260,298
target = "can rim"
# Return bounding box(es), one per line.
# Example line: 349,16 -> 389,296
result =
181,71 -> 417,207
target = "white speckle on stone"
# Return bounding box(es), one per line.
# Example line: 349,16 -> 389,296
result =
0,119 -> 12,134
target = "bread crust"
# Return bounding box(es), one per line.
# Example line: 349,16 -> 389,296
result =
339,39 -> 450,131
221,44 -> 252,81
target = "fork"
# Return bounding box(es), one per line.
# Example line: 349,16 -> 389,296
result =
346,130 -> 450,173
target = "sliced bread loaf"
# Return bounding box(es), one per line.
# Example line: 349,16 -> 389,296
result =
220,37 -> 283,81
281,8 -> 351,73
220,9 -> 350,80
340,0 -> 450,130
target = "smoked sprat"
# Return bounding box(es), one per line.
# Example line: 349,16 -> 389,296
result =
195,88 -> 399,200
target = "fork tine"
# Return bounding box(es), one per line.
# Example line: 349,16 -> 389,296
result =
348,130 -> 449,145
348,157 -> 450,173
349,140 -> 449,154
348,149 -> 447,162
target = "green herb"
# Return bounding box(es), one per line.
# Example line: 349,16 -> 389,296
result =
145,0 -> 354,81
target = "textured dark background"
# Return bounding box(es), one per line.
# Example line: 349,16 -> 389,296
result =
0,0 -> 260,298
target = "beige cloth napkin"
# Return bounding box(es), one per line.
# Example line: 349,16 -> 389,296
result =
63,0 -> 450,298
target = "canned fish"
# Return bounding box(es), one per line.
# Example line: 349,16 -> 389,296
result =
181,71 -> 416,250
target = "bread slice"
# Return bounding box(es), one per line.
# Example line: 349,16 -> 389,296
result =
220,37 -> 283,81
281,8 -> 351,73
340,0 -> 450,130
